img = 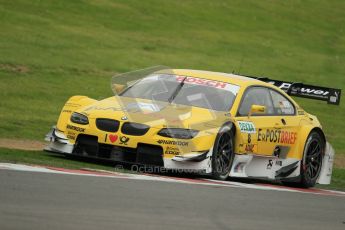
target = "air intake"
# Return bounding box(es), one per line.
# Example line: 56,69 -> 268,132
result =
121,122 -> 150,136
96,118 -> 120,132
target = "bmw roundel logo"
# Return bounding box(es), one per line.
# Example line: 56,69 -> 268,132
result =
121,116 -> 128,121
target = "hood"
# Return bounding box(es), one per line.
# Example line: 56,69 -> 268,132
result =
76,96 -> 231,131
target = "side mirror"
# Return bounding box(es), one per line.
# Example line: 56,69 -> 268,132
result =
248,105 -> 266,117
112,84 -> 126,94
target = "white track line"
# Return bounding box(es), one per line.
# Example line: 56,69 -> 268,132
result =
0,163 -> 343,196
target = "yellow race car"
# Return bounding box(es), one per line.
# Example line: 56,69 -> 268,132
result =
45,67 -> 341,187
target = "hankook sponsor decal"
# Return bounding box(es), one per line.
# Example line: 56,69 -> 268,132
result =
66,124 -> 85,132
157,140 -> 189,146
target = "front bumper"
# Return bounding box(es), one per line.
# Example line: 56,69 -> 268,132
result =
44,126 -> 212,173
44,126 -> 74,154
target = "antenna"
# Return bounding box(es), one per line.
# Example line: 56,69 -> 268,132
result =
238,56 -> 244,73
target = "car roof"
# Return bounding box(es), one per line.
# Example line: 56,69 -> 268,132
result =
170,69 -> 299,108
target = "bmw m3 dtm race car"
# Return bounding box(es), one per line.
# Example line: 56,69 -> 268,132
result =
45,67 -> 341,187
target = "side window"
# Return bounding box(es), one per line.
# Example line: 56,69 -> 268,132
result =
270,90 -> 295,115
238,87 -> 274,116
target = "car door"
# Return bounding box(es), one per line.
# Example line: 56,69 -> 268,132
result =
235,86 -> 300,157
266,88 -> 301,159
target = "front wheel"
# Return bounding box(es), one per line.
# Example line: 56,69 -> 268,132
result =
211,125 -> 235,180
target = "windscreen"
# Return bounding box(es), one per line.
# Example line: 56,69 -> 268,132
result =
120,74 -> 240,112
120,74 -> 181,102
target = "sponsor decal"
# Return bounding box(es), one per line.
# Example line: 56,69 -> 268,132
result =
276,160 -> 282,166
62,110 -> 72,113
257,129 -> 297,145
65,102 -> 81,107
84,106 -> 123,112
66,124 -> 85,132
297,110 -> 305,115
157,140 -> 189,146
272,82 -> 330,97
296,87 -> 329,96
109,134 -> 118,143
119,136 -> 130,145
265,80 -> 341,105
267,160 -> 273,169
66,132 -> 76,140
245,143 -> 256,153
176,76 -> 240,92
165,146 -> 180,155
329,89 -> 341,105
234,162 -> 245,173
238,121 -> 256,134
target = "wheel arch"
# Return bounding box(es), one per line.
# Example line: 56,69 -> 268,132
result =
296,125 -> 326,159
310,127 -> 326,144
216,121 -> 236,139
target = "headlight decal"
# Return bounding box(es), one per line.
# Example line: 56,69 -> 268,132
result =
70,112 -> 89,125
157,128 -> 199,139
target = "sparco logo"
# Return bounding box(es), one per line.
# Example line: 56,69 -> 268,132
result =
157,140 -> 188,146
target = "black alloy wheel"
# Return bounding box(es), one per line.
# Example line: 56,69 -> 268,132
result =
212,125 -> 235,180
300,131 -> 324,187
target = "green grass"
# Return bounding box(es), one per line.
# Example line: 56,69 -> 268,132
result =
0,147 -> 344,190
321,168 -> 345,191
0,0 -> 344,187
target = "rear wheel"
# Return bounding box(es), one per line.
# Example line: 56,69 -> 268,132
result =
211,125 -> 235,180
300,131 -> 324,187
284,131 -> 324,188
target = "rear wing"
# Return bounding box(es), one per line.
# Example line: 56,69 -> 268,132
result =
244,76 -> 341,105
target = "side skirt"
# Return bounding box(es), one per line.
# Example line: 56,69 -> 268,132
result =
230,154 -> 301,180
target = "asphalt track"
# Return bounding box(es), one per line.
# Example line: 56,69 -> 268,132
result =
1,167 -> 344,230
0,170 -> 345,230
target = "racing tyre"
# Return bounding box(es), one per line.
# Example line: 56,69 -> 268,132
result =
299,131 -> 325,187
283,131 -> 325,188
211,125 -> 235,180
